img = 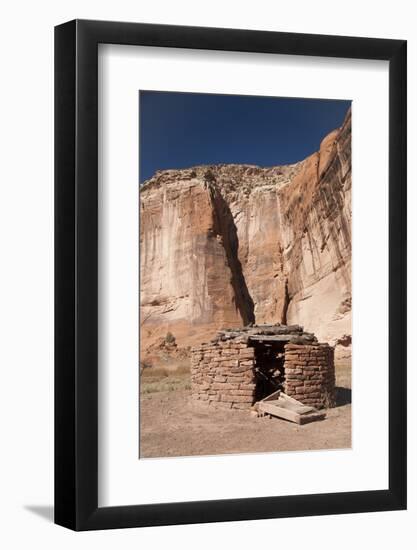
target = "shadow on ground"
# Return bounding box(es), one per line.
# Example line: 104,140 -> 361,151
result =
24,505 -> 54,523
334,386 -> 352,407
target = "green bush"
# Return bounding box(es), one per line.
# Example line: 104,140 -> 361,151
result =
165,331 -> 176,344
204,169 -> 216,183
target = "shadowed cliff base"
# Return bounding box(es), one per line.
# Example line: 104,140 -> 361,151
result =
209,177 -> 255,325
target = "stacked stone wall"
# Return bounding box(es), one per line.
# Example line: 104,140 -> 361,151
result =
191,340 -> 256,409
284,343 -> 335,409
191,339 -> 336,411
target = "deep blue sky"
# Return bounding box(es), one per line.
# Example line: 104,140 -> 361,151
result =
139,91 -> 351,183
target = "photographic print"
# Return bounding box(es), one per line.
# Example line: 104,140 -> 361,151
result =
139,91 -> 352,459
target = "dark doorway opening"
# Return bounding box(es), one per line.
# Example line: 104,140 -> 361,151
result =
250,340 -> 286,402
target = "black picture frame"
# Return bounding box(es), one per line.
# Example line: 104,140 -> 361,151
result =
55,19 -> 407,531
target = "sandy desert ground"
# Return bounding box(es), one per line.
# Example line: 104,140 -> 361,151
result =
139,361 -> 351,458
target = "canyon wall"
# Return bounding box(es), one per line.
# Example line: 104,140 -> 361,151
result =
140,109 -> 351,359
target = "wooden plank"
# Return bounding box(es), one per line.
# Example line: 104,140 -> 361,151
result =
277,398 -> 313,413
294,405 -> 317,415
262,389 -> 281,402
261,391 -> 314,413
259,402 -> 326,424
279,392 -> 304,405
299,411 -> 326,425
259,402 -> 303,424
280,393 -> 319,412
258,391 -> 326,424
278,393 -> 315,413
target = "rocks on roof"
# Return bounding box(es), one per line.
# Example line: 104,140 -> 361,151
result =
211,324 -> 318,345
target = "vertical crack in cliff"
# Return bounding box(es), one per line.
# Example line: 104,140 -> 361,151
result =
282,279 -> 290,325
208,182 -> 255,325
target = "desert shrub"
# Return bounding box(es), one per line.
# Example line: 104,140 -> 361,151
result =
140,359 -> 153,370
141,366 -> 169,379
204,169 -> 216,183
165,331 -> 176,344
322,389 -> 336,409
140,377 -> 191,394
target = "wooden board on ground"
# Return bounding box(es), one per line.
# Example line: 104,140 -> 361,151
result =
257,391 -> 326,425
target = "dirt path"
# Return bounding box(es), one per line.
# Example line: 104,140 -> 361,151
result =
140,389 -> 351,458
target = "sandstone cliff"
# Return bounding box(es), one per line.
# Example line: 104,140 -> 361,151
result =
140,109 -> 351,360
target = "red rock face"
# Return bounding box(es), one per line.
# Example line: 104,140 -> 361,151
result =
140,109 -> 351,358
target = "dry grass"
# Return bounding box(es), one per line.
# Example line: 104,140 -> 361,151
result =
141,366 -> 170,379
334,359 -> 352,407
141,378 -> 191,394
141,359 -> 351,398
140,362 -> 191,394
335,360 -> 351,389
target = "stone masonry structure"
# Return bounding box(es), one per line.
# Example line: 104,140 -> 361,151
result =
191,325 -> 335,411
